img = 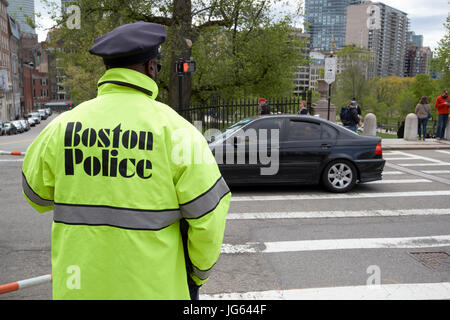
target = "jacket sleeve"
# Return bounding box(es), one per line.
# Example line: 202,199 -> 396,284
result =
22,123 -> 57,213
172,126 -> 231,286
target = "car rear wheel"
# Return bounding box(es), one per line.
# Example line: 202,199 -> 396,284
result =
322,160 -> 357,193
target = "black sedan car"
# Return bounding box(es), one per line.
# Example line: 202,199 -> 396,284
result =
209,115 -> 385,192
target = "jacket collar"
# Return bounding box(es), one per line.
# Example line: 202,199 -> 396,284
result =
97,68 -> 159,99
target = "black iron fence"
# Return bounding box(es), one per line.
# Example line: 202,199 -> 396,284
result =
178,92 -> 312,131
378,120 -> 438,136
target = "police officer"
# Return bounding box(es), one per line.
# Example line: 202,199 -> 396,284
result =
22,21 -> 231,299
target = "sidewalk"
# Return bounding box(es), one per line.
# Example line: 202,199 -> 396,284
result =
382,138 -> 450,150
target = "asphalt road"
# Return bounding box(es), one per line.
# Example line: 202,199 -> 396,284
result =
0,115 -> 449,300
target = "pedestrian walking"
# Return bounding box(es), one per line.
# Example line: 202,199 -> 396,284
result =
415,96 -> 431,141
340,100 -> 361,132
351,97 -> 362,117
298,100 -> 308,115
434,88 -> 449,140
259,98 -> 270,115
21,21 -> 231,300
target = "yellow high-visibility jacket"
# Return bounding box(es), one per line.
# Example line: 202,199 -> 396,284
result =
22,68 -> 231,299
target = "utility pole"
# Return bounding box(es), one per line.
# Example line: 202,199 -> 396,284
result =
324,40 -> 336,121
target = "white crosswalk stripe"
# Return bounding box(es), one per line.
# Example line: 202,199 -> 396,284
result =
221,235 -> 450,254
210,152 -> 450,300
201,282 -> 450,300
227,208 -> 450,220
231,190 -> 450,202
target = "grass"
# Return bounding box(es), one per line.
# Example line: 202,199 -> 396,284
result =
376,132 -> 397,139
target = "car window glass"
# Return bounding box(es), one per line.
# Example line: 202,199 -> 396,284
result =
287,121 -> 321,141
246,118 -> 284,140
321,124 -> 338,140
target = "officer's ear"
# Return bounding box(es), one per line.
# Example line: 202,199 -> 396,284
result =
144,60 -> 156,81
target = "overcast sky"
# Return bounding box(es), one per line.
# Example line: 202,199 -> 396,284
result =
36,0 -> 448,50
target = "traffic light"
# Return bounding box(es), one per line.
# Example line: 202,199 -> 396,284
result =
177,59 -> 196,74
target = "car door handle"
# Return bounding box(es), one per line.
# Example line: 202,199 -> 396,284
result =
321,143 -> 332,149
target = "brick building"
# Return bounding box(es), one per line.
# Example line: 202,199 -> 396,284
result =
0,0 -> 13,121
20,33 -> 50,114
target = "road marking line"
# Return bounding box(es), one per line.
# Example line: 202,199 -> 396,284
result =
0,159 -> 24,162
0,138 -> 33,146
395,151 -> 446,164
398,163 -> 450,166
382,171 -> 405,175
422,170 -> 450,174
368,179 -> 430,184
386,162 -> 450,186
231,190 -> 450,202
221,235 -> 450,254
384,157 -> 420,160
436,150 -> 450,155
226,208 -> 450,220
201,282 -> 450,300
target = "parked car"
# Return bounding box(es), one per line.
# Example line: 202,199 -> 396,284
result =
27,117 -> 36,127
37,109 -> 48,120
3,122 -> 17,135
0,121 -> 4,136
20,119 -> 30,131
45,108 -> 52,116
209,115 -> 385,193
29,112 -> 41,124
12,120 -> 25,133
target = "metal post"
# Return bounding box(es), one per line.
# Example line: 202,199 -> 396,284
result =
178,73 -> 183,110
327,84 -> 331,120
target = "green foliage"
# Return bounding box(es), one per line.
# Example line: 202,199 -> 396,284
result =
411,74 -> 434,102
394,88 -> 417,120
191,19 -> 306,103
431,16 -> 450,88
41,0 -> 306,106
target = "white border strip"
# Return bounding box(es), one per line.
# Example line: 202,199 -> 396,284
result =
201,282 -> 450,300
226,208 -> 450,220
221,235 -> 450,254
368,179 -> 430,184
231,190 -> 450,202
394,151 -> 446,164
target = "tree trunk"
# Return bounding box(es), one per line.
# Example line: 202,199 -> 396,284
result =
168,0 -> 192,111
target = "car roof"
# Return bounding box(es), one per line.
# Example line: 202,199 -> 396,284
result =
239,114 -> 368,138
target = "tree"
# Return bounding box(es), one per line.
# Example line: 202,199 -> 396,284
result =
411,74 -> 434,102
431,16 -> 450,88
42,0 -> 305,108
333,45 -> 373,110
367,76 -> 413,123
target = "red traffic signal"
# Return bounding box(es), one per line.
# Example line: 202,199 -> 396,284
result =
177,59 -> 196,74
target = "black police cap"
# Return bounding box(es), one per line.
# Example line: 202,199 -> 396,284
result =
89,21 -> 166,67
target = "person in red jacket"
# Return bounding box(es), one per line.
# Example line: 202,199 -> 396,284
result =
435,89 -> 449,140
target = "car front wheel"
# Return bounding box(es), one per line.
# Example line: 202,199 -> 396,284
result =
322,160 -> 357,193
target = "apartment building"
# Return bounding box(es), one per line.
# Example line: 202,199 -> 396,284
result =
7,0 -> 35,34
405,45 -> 432,77
345,1 -> 408,78
305,0 -> 362,52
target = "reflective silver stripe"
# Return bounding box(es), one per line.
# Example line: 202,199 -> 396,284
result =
22,174 -> 54,207
180,177 -> 230,219
54,204 -> 181,230
192,265 -> 212,281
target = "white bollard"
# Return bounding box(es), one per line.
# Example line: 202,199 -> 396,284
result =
404,113 -> 418,141
445,117 -> 450,140
363,113 -> 377,136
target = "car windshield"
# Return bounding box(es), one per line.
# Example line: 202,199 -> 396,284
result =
209,119 -> 253,143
